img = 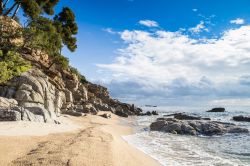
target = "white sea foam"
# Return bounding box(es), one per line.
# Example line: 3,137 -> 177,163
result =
123,109 -> 250,166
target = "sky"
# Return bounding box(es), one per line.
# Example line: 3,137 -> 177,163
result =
28,0 -> 250,107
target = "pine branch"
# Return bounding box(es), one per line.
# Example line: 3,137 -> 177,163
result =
3,0 -> 10,9
3,1 -> 18,16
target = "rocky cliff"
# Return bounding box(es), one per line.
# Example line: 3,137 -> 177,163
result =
0,18 -> 142,123
0,59 -> 142,123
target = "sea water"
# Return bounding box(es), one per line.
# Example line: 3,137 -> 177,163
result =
123,106 -> 250,166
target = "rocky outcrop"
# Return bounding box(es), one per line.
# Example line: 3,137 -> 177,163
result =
232,116 -> 250,122
150,118 -> 248,136
163,113 -> 210,120
0,97 -> 60,123
138,111 -> 159,116
0,69 -> 66,122
207,107 -> 225,112
0,66 -> 142,122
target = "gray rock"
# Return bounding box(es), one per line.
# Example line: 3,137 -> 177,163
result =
78,103 -> 98,115
1,69 -> 66,123
207,107 -> 225,112
100,113 -> 111,119
0,97 -> 18,108
64,89 -> 73,103
232,115 -> 250,122
150,118 -> 248,136
0,109 -> 21,121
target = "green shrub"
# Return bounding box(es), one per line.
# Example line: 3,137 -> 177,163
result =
0,50 -> 31,84
69,66 -> 88,83
53,54 -> 69,70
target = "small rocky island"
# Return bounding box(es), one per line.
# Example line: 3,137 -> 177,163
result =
207,107 -> 225,112
150,113 -> 249,136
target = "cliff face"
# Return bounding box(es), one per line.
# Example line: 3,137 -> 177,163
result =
0,43 -> 142,123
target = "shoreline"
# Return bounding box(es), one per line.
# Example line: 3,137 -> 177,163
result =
0,112 -> 161,166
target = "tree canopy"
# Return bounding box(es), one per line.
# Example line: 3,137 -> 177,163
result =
0,0 -> 78,54
0,0 -> 81,83
0,0 -> 59,19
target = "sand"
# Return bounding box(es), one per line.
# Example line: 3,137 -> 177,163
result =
0,112 -> 161,166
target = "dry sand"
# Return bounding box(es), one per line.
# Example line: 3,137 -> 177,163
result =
0,112 -> 161,166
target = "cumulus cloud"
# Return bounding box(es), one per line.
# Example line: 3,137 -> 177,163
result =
97,25 -> 250,106
138,20 -> 159,27
189,21 -> 209,34
230,18 -> 245,25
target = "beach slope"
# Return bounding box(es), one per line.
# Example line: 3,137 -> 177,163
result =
0,112 -> 160,166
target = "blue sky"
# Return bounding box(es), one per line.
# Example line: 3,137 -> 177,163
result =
59,0 -> 250,77
19,0 -> 250,107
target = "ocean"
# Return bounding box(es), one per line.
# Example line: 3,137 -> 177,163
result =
123,106 -> 250,166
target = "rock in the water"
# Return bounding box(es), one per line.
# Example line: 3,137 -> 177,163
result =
150,118 -> 248,136
207,107 -> 225,112
163,113 -> 207,120
152,111 -> 158,115
100,113 -> 111,119
232,116 -> 250,122
139,111 -> 159,116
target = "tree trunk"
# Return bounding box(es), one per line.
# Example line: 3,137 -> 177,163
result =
11,3 -> 20,18
0,0 -> 3,15
3,0 -> 10,9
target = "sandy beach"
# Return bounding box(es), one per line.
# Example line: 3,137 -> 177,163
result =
0,112 -> 160,166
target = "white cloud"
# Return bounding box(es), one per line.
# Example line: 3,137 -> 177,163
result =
97,25 -> 250,106
189,21 -> 209,34
102,28 -> 117,34
138,20 -> 159,27
230,18 -> 245,25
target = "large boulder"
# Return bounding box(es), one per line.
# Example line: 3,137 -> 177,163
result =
150,118 -> 248,136
0,106 -> 56,123
0,69 -> 66,123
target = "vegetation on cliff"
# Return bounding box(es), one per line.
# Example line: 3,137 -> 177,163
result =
0,50 -> 31,84
0,0 -> 81,84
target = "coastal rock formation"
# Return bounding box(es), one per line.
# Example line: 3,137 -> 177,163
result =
207,107 -> 225,112
0,69 -> 64,123
163,113 -> 211,120
0,17 -> 143,123
233,116 -> 250,122
0,57 -> 142,122
139,111 -> 159,116
150,118 -> 248,136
